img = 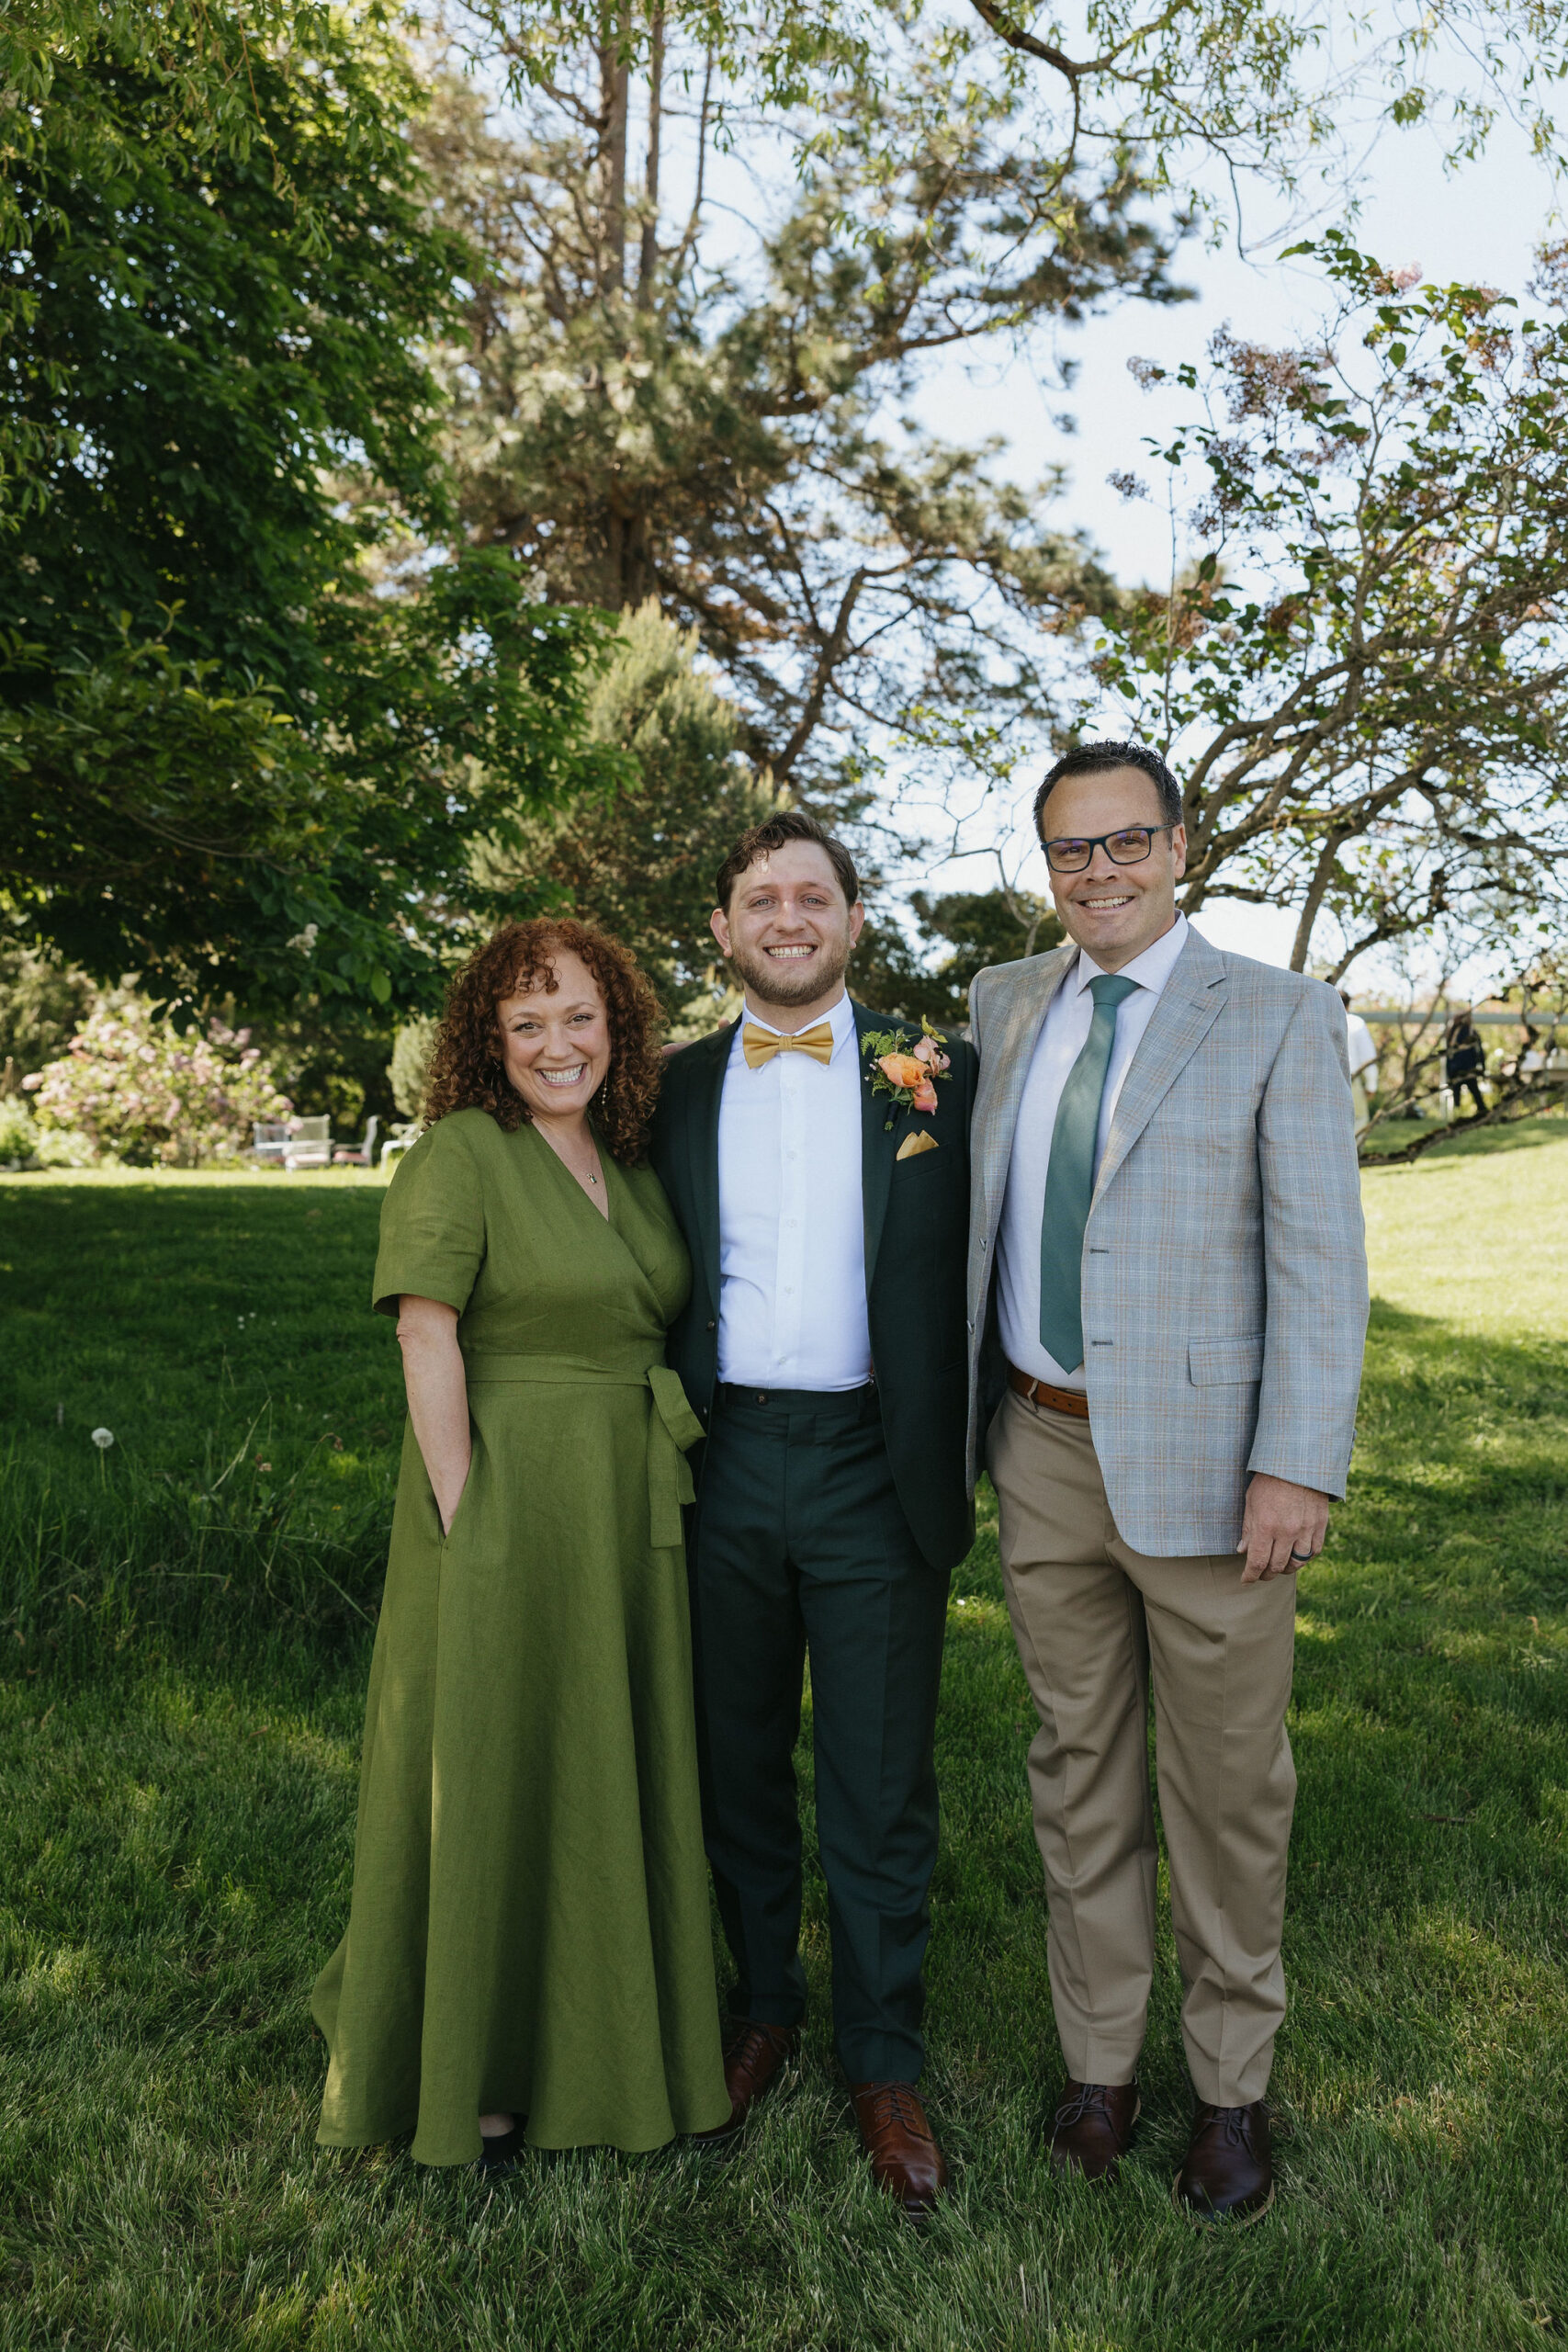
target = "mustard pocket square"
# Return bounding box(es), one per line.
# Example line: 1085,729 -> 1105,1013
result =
896,1129 -> 940,1162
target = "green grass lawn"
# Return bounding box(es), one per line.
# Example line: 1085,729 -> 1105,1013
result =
2,1136 -> 1566,2350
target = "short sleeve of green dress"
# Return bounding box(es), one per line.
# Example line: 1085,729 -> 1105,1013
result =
311,1110 -> 729,2163
367,1114 -> 487,1318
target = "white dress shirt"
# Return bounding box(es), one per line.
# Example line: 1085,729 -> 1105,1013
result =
1344,1010 -> 1378,1082
997,915 -> 1190,1387
716,989 -> 872,1390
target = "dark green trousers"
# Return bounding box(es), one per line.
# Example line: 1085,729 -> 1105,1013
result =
689,1384 -> 951,2084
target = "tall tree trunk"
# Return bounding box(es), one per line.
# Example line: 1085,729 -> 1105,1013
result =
598,11 -> 629,300
637,11 -> 663,310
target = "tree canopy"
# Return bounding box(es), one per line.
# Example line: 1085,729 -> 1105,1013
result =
471,600 -> 774,1024
8,0 -> 1568,1023
1088,236 -> 1568,977
418,37 -> 1141,796
2,570 -> 626,1009
1,0 -> 625,1011
423,0 -> 1568,971
2,1 -> 450,583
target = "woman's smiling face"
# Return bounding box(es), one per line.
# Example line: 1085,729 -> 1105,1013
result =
495,949 -> 612,1125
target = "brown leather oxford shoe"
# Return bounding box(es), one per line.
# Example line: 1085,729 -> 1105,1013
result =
694,2017 -> 799,2143
1047,2080 -> 1141,2180
1174,2100 -> 1274,2222
851,2081 -> 949,2218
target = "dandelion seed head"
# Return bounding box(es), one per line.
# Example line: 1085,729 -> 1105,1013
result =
91,1427 -> 114,1451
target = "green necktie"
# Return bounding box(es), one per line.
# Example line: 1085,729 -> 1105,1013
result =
1038,973 -> 1139,1373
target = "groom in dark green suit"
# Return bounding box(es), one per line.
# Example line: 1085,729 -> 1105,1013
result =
652,810 -> 976,2217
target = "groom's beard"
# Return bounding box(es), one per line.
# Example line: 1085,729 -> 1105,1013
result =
726,927 -> 855,1011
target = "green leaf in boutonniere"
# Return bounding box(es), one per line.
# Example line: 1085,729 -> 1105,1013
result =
862,1015 -> 954,1131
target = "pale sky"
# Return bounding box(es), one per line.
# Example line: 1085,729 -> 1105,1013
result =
902,109 -> 1562,984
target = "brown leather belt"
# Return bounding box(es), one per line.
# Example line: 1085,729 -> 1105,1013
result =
1008,1364 -> 1091,1419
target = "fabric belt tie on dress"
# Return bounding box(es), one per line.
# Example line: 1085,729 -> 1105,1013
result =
460,1352 -> 705,1548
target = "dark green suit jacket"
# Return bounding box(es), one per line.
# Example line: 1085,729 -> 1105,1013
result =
650,1001 -> 977,1574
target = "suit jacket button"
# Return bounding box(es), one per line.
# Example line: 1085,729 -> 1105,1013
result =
706,1319 -> 716,1330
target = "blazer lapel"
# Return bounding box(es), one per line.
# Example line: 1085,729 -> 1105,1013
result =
687,1018 -> 737,1316
973,945 -> 1077,1239
1092,930 -> 1230,1200
852,1001 -> 896,1287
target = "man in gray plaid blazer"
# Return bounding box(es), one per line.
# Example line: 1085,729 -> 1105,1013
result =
966,741 -> 1368,2222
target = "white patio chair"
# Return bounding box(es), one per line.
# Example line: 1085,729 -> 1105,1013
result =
333,1114 -> 380,1167
379,1121 -> 421,1168
283,1114 -> 333,1170
252,1122 -> 290,1167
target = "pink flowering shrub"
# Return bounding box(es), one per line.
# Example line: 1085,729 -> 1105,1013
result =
23,994 -> 292,1167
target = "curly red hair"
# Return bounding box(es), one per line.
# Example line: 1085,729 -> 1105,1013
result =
423,920 -> 664,1164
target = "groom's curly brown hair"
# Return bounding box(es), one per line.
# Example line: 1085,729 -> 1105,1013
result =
423,919 -> 664,1164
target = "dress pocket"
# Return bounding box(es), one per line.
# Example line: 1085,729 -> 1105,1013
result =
1188,1334 -> 1265,1386
438,1460 -> 476,1547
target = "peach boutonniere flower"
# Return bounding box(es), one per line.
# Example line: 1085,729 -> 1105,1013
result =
863,1016 -> 953,1129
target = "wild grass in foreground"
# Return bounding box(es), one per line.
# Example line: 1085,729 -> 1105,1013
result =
1,1146 -> 1566,2349
1,1170 -> 395,1654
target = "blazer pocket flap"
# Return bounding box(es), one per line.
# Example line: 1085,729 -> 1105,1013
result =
1188,1334 -> 1265,1386
896,1129 -> 940,1161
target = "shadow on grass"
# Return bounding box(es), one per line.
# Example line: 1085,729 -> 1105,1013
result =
1275,1295 -> 1568,1983
1360,1105 -> 1568,1166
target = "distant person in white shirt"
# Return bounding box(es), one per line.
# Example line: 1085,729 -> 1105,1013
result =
650,811 -> 978,2216
1340,992 -> 1379,1134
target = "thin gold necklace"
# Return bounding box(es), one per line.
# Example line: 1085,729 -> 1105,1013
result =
543,1121 -> 600,1187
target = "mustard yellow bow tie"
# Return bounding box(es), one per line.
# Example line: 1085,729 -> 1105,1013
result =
742,1021 -> 834,1069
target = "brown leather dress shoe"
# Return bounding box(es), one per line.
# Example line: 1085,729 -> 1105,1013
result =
1047,2080 -> 1140,2180
851,2081 -> 949,2217
1174,2100 -> 1274,2222
694,2017 -> 799,2143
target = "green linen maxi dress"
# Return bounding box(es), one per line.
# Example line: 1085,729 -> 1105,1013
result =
311,1107 -> 730,2165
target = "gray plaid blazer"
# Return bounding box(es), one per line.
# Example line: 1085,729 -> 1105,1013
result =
966,927 -> 1370,1556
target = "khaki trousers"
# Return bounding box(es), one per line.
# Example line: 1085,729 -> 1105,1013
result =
987,1388 -> 1298,2107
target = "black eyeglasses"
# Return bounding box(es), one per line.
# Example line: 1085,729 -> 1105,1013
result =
1041,823 -> 1175,874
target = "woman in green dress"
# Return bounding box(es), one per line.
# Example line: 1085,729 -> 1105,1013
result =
312,918 -> 730,2167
